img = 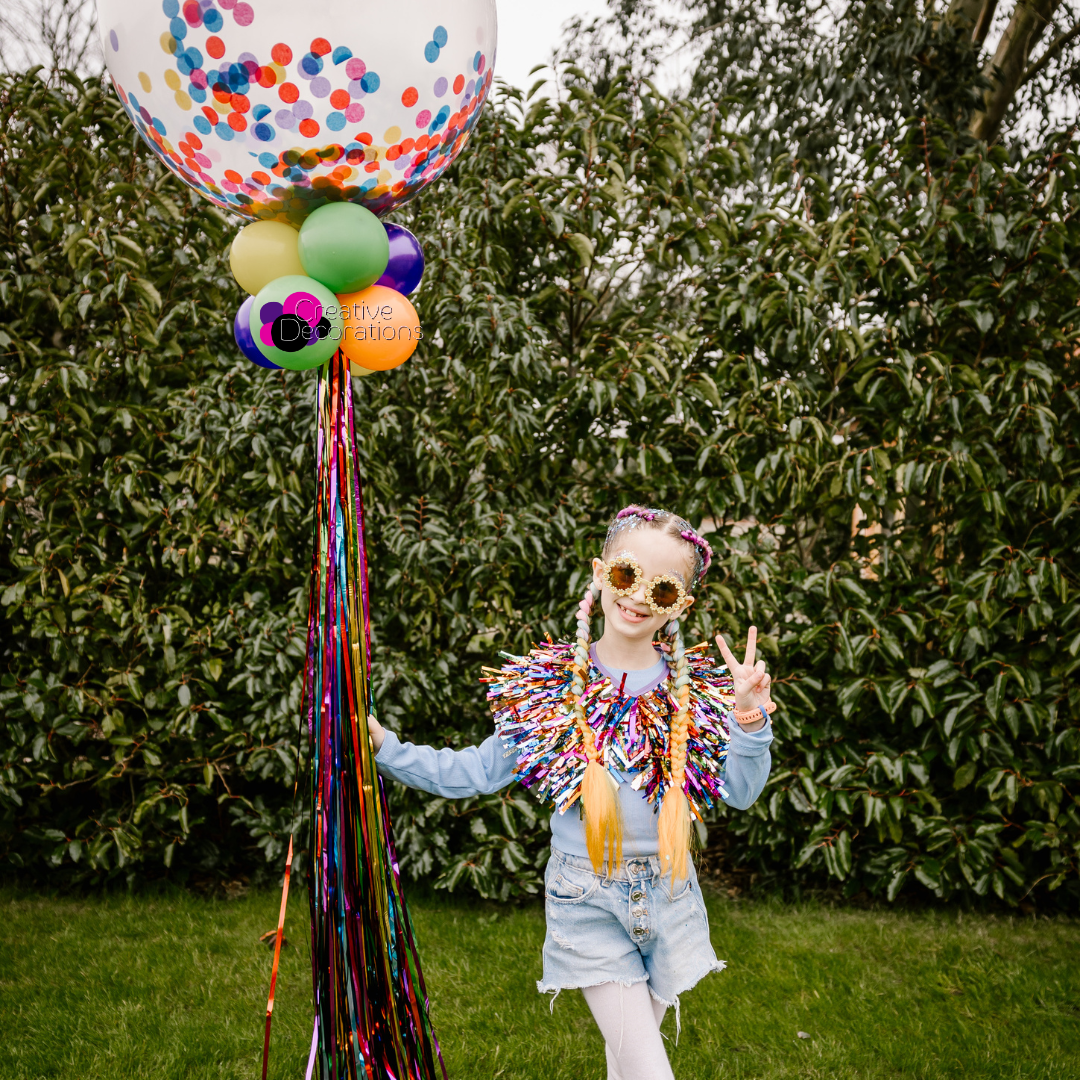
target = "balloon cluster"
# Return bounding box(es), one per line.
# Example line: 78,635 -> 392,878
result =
229,203 -> 424,376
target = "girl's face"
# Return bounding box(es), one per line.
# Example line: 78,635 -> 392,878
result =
591,528 -> 695,644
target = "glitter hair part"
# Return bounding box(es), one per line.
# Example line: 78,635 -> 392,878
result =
605,505 -> 713,591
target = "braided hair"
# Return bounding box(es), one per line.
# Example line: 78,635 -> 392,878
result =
571,582 -> 622,876
573,506 -> 713,879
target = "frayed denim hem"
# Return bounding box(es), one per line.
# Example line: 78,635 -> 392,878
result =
647,958 -> 727,1041
536,974 -> 650,1013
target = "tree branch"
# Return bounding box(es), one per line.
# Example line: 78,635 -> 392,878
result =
943,0 -> 997,39
970,0 -> 1063,143
1020,20 -> 1080,86
972,0 -> 1000,45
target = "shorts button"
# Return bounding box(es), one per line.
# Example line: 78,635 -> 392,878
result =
631,890 -> 644,901
632,907 -> 644,918
632,926 -> 646,937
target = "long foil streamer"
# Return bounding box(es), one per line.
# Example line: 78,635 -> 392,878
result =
304,351 -> 445,1080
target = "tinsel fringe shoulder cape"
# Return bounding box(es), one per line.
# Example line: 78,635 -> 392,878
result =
482,640 -> 736,820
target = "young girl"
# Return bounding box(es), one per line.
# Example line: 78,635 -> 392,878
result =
367,506 -> 775,1080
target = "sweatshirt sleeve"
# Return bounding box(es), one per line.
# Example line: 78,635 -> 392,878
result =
374,730 -> 517,798
722,718 -> 774,810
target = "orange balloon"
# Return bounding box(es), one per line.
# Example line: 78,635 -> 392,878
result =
336,284 -> 422,371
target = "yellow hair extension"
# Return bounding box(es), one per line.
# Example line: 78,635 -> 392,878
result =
658,620 -> 694,880
581,756 -> 623,876
572,584 -> 623,875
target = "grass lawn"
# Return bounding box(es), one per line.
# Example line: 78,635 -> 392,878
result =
1,885 -> 1077,1079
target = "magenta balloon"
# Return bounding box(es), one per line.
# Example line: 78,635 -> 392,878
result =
375,223 -> 425,295
234,295 -> 281,369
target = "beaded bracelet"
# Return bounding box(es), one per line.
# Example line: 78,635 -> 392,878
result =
734,701 -> 777,725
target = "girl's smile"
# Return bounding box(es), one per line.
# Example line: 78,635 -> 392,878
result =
614,600 -> 650,624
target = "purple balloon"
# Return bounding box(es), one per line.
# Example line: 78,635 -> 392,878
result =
375,223 -> 424,295
234,295 -> 280,369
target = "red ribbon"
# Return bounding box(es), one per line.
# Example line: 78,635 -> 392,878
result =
261,834 -> 293,1080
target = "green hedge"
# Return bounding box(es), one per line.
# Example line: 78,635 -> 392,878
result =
1,67 -> 1078,907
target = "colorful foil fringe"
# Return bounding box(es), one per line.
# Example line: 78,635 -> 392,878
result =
484,641 -> 735,819
302,351 -> 445,1080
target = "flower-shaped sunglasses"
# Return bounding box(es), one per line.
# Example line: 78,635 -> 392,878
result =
600,555 -> 690,616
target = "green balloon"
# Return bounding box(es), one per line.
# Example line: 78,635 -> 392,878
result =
297,203 -> 390,294
249,275 -> 344,370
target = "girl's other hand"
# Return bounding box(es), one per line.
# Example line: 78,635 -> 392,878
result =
368,714 -> 385,753
715,626 -> 773,718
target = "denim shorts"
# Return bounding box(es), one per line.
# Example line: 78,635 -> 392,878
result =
538,848 -> 726,1011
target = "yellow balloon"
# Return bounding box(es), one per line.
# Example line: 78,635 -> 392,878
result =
229,221 -> 305,296
349,362 -> 378,378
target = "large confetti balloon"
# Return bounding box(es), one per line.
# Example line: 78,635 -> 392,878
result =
95,0 -> 497,223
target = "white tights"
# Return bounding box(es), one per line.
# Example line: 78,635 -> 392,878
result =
581,981 -> 674,1080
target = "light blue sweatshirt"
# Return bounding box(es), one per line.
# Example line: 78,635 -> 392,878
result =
375,648 -> 773,860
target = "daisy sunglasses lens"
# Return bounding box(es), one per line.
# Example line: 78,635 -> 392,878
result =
607,562 -> 639,591
648,578 -> 682,609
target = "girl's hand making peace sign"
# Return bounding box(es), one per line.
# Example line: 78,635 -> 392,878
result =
715,625 -> 774,728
